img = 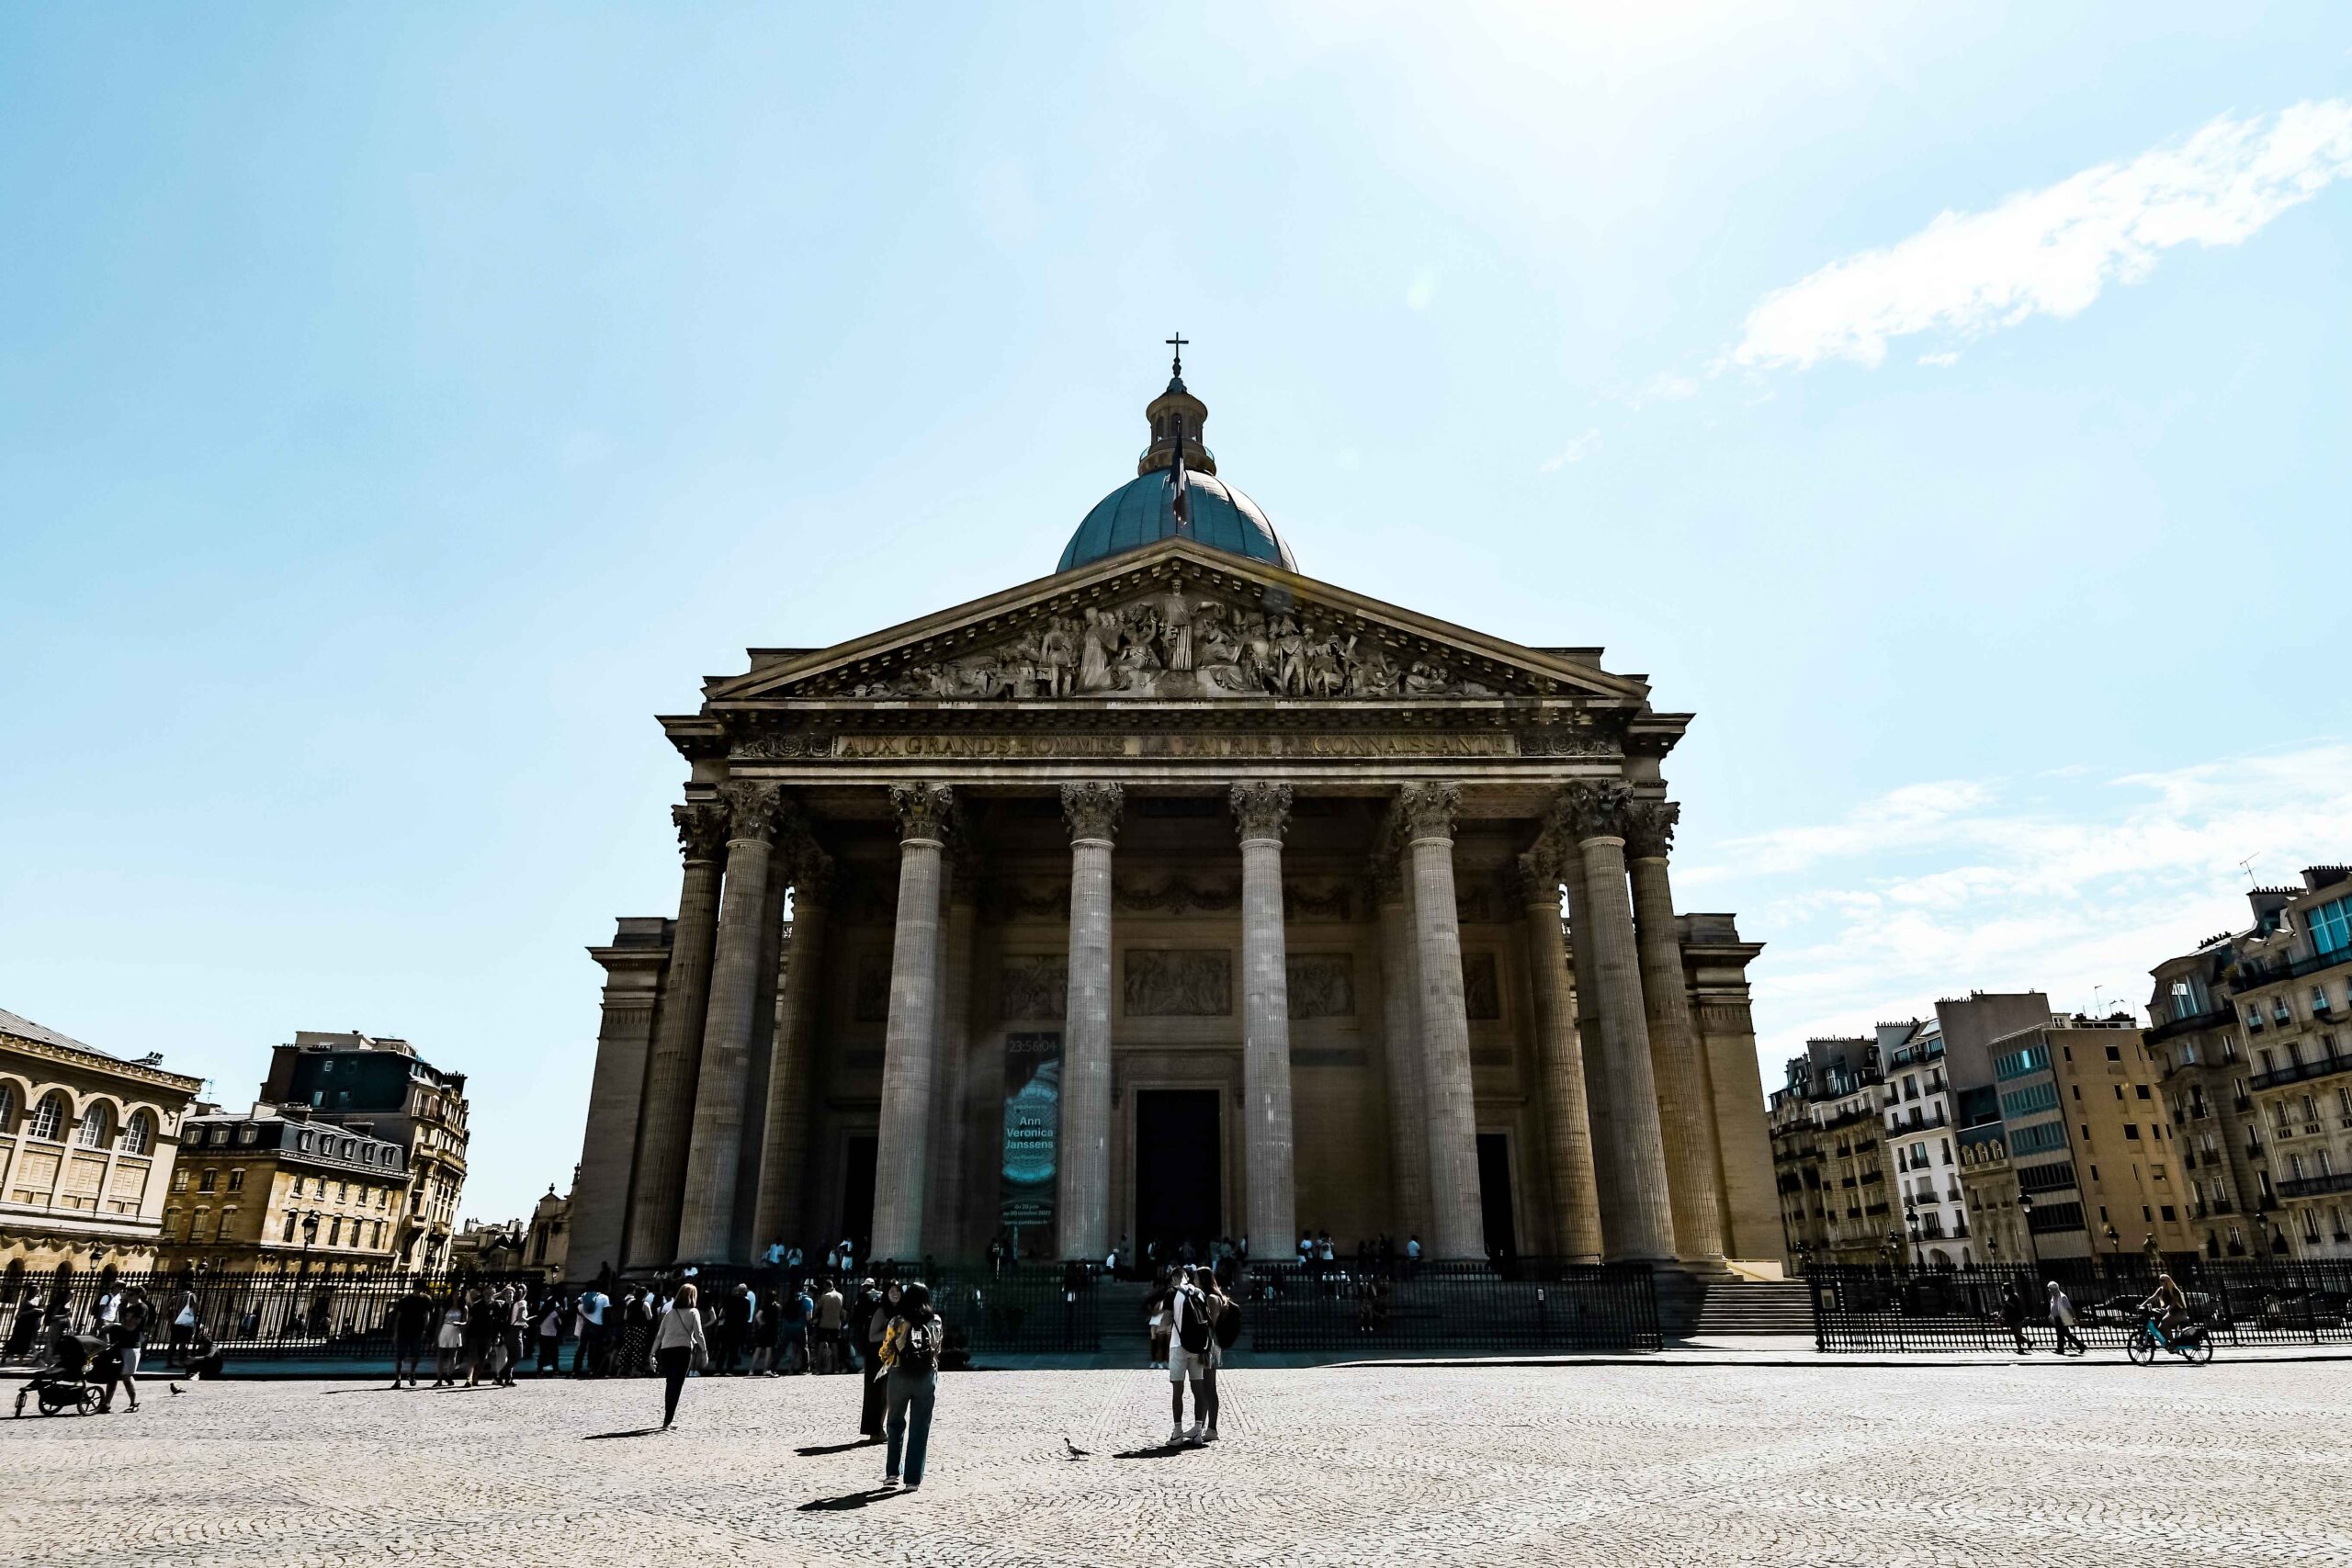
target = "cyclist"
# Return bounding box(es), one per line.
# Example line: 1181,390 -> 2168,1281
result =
2139,1272 -> 2190,1344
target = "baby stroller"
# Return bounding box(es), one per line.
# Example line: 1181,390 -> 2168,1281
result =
14,1332 -> 107,1417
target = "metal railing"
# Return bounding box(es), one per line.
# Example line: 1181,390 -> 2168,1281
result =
1810,1258 -> 2352,1350
1238,1260 -> 1659,1353
1,1265 -> 542,1366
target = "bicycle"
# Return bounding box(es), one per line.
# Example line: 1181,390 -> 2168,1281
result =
2126,1312 -> 2213,1367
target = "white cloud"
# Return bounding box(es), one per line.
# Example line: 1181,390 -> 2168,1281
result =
1733,98 -> 2352,370
1678,741 -> 2352,1075
1537,428 -> 1600,472
1406,270 -> 1440,310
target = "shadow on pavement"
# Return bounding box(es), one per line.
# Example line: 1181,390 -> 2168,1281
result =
797,1488 -> 907,1512
796,1438 -> 884,1457
584,1426 -> 663,1440
1113,1444 -> 1192,1461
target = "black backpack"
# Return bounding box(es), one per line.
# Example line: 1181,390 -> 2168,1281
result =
1212,1298 -> 1241,1350
899,1315 -> 942,1373
1177,1289 -> 1213,1355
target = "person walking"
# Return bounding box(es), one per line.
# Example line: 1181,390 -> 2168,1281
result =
858,1280 -> 898,1442
536,1292 -> 564,1374
390,1280 -> 433,1389
433,1293 -> 467,1386
618,1287 -> 653,1378
878,1281 -> 944,1491
96,1286 -> 147,1413
1998,1280 -> 2032,1355
813,1278 -> 846,1374
500,1286 -> 528,1386
2048,1280 -> 2087,1356
778,1279 -> 811,1374
164,1286 -> 198,1369
650,1280 -> 709,1431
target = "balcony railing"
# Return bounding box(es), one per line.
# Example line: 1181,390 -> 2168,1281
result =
2147,1006 -> 2238,1045
2249,1054 -> 2352,1092
2277,1170 -> 2352,1201
2233,943 -> 2352,988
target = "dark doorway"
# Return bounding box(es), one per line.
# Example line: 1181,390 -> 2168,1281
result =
838,1134 -> 877,1258
1476,1133 -> 1518,1262
1135,1090 -> 1220,1257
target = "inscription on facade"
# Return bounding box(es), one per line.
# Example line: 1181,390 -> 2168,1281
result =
1286,954 -> 1356,1020
1124,949 -> 1232,1017
827,732 -> 1521,761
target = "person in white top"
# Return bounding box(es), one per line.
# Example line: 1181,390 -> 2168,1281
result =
1165,1266 -> 1225,1447
650,1281 -> 710,1431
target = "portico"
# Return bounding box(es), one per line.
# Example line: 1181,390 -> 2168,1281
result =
567,363 -> 1778,1277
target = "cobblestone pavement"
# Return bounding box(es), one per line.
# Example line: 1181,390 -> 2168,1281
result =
6,1360 -> 2350,1566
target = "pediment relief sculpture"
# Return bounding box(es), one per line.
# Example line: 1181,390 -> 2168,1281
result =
797,581 -> 1529,703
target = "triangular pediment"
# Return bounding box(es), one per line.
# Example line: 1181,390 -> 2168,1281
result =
710,538 -> 1645,707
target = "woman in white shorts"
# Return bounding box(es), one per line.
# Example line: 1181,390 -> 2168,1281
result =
1166,1266 -> 1223,1446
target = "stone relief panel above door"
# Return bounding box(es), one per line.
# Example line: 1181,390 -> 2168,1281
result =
1124,950 -> 1233,1017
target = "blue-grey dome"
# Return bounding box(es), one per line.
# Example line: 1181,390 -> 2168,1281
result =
1057,468 -> 1295,574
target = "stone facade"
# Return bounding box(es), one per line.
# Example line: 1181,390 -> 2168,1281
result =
0,1008 -> 202,1274
155,1105 -> 410,1273
565,530 -> 1778,1274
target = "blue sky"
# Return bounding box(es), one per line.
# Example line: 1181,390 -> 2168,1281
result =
5,5 -> 2350,1223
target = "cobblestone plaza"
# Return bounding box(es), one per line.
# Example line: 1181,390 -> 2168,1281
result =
6,1361 -> 2349,1566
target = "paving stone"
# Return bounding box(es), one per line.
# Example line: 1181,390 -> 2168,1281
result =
4,1360 -> 2348,1566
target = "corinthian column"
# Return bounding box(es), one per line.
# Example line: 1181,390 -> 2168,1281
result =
1518,843 -> 1603,1262
925,843 -> 979,1258
624,799 -> 730,1269
1554,782 -> 1675,1262
1057,783 -> 1122,1261
871,783 -> 954,1263
1398,783 -> 1486,1260
1625,799 -> 1725,1263
1373,851 -> 1433,1246
677,782 -> 786,1262
1233,782 -> 1298,1256
751,840 -> 831,1252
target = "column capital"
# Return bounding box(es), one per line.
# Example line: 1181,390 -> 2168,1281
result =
889,783 -> 956,844
1623,798 -> 1680,861
1229,781 -> 1293,842
672,800 -> 731,862
1552,780 -> 1634,845
718,781 -> 787,843
1060,782 -> 1124,843
785,829 -> 835,903
1514,841 -> 1568,904
1396,782 -> 1461,844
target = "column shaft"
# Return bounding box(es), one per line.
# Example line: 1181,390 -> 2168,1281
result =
728,842 -> 793,1262
569,933 -> 665,1280
1520,851 -> 1603,1262
1557,784 -> 1676,1262
1375,874 -> 1434,1246
1625,808 -> 1724,1262
1235,783 -> 1296,1257
1057,783 -> 1121,1261
676,784 -> 784,1262
1400,784 -> 1485,1260
750,873 -> 829,1253
872,784 -> 953,1262
1564,874 -> 1625,1241
924,863 -> 978,1259
623,801 -> 729,1270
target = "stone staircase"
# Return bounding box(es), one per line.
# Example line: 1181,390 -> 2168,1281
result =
1654,1275 -> 1817,1340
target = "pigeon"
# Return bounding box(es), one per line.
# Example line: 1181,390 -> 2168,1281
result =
169,1384 -> 185,1396
1063,1438 -> 1090,1460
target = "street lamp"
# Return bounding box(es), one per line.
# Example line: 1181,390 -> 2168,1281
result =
2018,1193 -> 2041,1274
299,1210 -> 321,1274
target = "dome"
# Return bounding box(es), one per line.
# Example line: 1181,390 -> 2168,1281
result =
1057,468 -> 1295,574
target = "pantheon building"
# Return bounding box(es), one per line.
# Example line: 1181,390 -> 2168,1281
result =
568,358 -> 1778,1277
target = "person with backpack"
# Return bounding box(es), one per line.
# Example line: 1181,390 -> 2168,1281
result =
877,1281 -> 943,1491
1167,1264 -> 1225,1446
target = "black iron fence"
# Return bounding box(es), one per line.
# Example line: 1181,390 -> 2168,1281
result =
1239,1260 -> 1660,1353
1,1267 -> 543,1367
1809,1258 -> 2352,1350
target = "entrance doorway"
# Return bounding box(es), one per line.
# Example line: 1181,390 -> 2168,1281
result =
1135,1090 -> 1220,1258
1476,1133 -> 1518,1262
838,1134 -> 877,1257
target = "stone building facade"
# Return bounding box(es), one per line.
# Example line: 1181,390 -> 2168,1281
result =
568,366 -> 1779,1276
1769,1038 -> 1894,1267
261,1032 -> 469,1268
2144,866 -> 2352,1259
155,1104 -> 410,1273
0,1008 -> 202,1274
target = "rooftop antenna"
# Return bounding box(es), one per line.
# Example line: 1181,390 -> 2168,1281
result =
2239,855 -> 2258,888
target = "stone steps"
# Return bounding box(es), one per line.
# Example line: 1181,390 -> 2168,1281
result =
1657,1277 -> 1817,1339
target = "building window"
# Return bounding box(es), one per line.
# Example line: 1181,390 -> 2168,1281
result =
28,1093 -> 67,1141
120,1111 -> 153,1156
2106,1044 -> 2122,1062
328,1217 -> 343,1246
0,1083 -> 14,1131
238,1125 -> 257,1145
227,1168 -> 245,1192
171,1168 -> 189,1193
2125,1124 -> 2143,1141
282,1213 -> 298,1242
2309,895 -> 2352,957
198,1169 -> 219,1193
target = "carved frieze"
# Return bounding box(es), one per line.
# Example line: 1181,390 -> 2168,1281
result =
821,731 -> 1523,761
1124,949 -> 1232,1017
982,878 -> 1070,922
999,955 -> 1068,1022
1516,730 -> 1619,758
1283,880 -> 1356,923
730,730 -> 835,760
1114,876 -> 1239,917
1285,954 -> 1357,1020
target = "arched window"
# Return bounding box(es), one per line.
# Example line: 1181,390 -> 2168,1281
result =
0,1083 -> 17,1131
121,1111 -> 153,1156
28,1092 -> 68,1141
76,1103 -> 114,1149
